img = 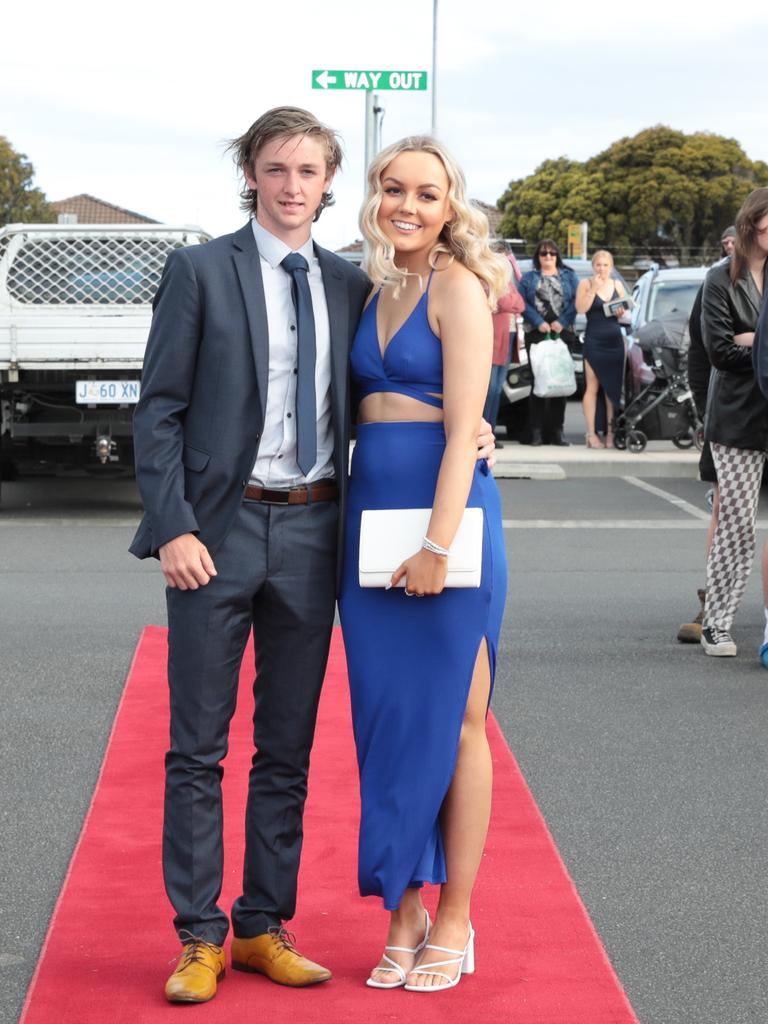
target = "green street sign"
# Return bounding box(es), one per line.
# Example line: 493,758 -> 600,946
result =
312,69 -> 427,91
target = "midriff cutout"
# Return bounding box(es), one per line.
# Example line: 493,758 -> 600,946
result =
357,391 -> 444,424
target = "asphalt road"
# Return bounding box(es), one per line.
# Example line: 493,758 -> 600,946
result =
2,470 -> 767,1024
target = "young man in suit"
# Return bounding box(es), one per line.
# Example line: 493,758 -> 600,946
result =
131,107 -> 370,1002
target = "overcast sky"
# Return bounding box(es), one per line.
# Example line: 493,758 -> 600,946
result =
2,0 -> 766,250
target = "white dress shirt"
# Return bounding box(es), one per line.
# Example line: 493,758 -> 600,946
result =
249,219 -> 334,487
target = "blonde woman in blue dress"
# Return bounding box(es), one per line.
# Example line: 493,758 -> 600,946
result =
339,137 -> 509,992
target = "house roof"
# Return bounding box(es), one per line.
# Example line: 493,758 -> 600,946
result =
472,199 -> 503,235
51,194 -> 159,224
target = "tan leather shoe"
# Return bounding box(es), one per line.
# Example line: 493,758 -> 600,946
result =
164,937 -> 226,1003
231,927 -> 331,986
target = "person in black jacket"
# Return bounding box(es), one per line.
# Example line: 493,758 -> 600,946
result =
677,228 -> 738,642
700,189 -> 768,658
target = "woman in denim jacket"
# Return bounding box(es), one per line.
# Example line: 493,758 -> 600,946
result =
517,239 -> 578,445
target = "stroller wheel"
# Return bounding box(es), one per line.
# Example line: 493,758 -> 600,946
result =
613,431 -> 627,450
694,426 -> 705,451
672,432 -> 694,450
627,429 -> 647,453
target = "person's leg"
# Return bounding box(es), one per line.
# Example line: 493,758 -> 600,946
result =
528,393 -> 545,443
525,334 -> 544,444
706,484 -> 720,555
548,395 -> 568,444
677,484 -> 719,644
163,507 -> 264,945
367,887 -> 430,986
406,641 -> 492,988
703,445 -> 763,640
604,394 -> 615,447
232,499 -> 338,938
582,361 -> 602,447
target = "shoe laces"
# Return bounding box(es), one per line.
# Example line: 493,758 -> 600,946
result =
268,925 -> 298,953
169,930 -> 222,968
710,628 -> 733,643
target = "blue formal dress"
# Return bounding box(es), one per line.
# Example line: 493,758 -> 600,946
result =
338,276 -> 507,911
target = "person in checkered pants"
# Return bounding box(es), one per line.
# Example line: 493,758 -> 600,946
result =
700,188 -> 768,658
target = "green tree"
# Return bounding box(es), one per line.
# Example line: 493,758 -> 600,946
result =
0,137 -> 55,225
498,126 -> 767,262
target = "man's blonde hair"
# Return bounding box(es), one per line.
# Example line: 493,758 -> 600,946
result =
228,106 -> 343,221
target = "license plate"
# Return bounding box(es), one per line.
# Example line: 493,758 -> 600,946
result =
75,380 -> 141,404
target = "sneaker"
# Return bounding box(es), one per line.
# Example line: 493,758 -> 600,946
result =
701,627 -> 737,657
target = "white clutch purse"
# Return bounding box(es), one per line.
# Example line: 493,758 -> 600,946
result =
358,507 -> 484,588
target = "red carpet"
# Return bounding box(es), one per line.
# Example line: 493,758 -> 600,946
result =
20,626 -> 638,1024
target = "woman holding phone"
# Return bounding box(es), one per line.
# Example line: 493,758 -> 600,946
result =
575,250 -> 627,448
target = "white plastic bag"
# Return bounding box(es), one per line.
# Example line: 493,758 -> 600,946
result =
529,335 -> 577,398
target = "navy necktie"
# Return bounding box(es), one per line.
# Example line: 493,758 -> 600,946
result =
281,252 -> 317,476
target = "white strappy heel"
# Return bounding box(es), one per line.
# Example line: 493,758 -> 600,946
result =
404,924 -> 475,992
366,909 -> 431,989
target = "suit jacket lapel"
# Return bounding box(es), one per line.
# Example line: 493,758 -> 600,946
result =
315,244 -> 350,443
232,222 -> 269,424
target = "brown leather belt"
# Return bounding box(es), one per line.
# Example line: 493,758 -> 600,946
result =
243,480 -> 338,505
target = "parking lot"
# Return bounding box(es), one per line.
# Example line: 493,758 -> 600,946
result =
2,458 -> 768,1024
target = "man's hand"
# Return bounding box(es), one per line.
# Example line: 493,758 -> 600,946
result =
159,533 -> 217,590
477,416 -> 496,466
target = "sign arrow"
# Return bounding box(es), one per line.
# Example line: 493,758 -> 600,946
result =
314,70 -> 337,90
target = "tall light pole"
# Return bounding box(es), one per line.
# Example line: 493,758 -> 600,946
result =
431,0 -> 438,136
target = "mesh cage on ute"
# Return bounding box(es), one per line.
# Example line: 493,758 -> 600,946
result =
6,234 -> 184,305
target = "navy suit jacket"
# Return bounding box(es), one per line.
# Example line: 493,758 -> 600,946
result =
129,221 -> 370,567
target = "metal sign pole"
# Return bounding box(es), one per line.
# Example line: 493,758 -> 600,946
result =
373,94 -> 384,154
431,0 -> 438,135
364,89 -> 375,192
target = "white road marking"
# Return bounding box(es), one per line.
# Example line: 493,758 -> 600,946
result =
502,519 -> 709,529
0,518 -> 140,527
621,476 -> 711,521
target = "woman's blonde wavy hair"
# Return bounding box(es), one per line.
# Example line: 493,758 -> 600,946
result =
591,249 -> 614,267
359,136 -> 510,309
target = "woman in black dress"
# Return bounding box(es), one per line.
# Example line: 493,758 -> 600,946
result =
575,250 -> 627,448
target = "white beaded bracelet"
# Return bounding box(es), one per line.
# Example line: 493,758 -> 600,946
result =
422,535 -> 449,557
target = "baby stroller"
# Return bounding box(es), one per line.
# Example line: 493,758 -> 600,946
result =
613,311 -> 703,453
